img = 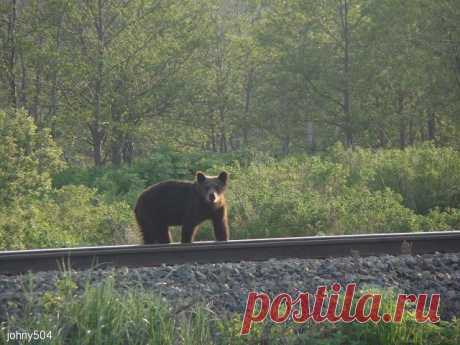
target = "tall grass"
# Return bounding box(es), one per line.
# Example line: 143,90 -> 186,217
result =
1,274 -> 459,345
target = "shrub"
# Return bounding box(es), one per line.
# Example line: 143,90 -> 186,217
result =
333,188 -> 420,234
0,186 -> 138,250
220,157 -> 420,240
23,144 -> 460,246
418,208 -> 460,231
53,146 -> 261,202
328,143 -> 460,214
0,108 -> 65,206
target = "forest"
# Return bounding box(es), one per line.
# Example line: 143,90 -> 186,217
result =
1,0 -> 460,249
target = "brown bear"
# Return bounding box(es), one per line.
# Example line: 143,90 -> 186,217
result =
134,171 -> 229,244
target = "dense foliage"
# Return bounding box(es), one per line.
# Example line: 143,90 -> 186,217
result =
0,0 -> 460,249
0,108 -> 63,206
0,109 -> 135,249
1,0 -> 460,165
0,109 -> 459,249
51,143 -> 460,244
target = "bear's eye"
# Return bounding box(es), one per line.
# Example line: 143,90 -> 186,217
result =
206,184 -> 221,193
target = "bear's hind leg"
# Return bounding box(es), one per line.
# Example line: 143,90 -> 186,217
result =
142,226 -> 157,244
156,224 -> 172,244
141,223 -> 170,244
181,223 -> 199,243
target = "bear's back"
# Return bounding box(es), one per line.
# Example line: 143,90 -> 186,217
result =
135,180 -> 196,226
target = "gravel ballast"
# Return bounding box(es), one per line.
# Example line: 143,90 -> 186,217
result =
1,252 -> 460,321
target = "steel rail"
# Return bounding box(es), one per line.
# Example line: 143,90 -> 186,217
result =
1,231 -> 460,274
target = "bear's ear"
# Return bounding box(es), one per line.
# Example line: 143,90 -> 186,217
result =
218,171 -> 228,185
196,171 -> 206,183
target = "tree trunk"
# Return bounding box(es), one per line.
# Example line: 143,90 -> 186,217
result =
6,0 -> 18,108
399,124 -> 406,149
110,110 -> 122,166
305,120 -> 316,153
340,0 -> 353,148
32,56 -> 43,124
243,68 -> 254,146
378,127 -> 387,148
397,90 -> 406,149
219,132 -> 227,153
110,79 -> 123,166
229,132 -> 239,151
123,107 -> 139,165
89,122 -> 104,167
92,0 -> 105,167
408,115 -> 414,146
210,124 -> 217,152
49,12 -> 64,133
374,94 -> 387,148
427,112 -> 436,141
122,138 -> 134,165
345,125 -> 353,147
111,139 -> 122,166
219,104 -> 227,152
281,135 -> 290,156
19,48 -> 27,107
93,138 -> 103,166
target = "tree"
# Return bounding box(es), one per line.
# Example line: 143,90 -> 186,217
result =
0,0 -> 18,108
0,108 -> 64,205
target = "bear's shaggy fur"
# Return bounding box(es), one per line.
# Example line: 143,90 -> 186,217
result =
134,171 -> 229,244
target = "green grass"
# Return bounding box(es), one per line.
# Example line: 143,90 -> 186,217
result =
1,274 -> 459,345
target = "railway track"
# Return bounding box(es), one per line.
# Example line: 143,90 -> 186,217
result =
1,231 -> 460,274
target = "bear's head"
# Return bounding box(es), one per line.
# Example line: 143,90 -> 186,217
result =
195,171 -> 228,207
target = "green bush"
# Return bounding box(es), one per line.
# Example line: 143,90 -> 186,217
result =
0,108 -> 65,206
418,208 -> 460,231
223,157 -> 420,240
178,146 -> 460,241
333,188 -> 420,234
53,146 -> 260,202
328,143 -> 460,214
0,186 -> 137,250
5,142 -> 460,249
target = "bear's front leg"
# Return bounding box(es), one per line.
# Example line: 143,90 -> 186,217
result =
212,208 -> 229,241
